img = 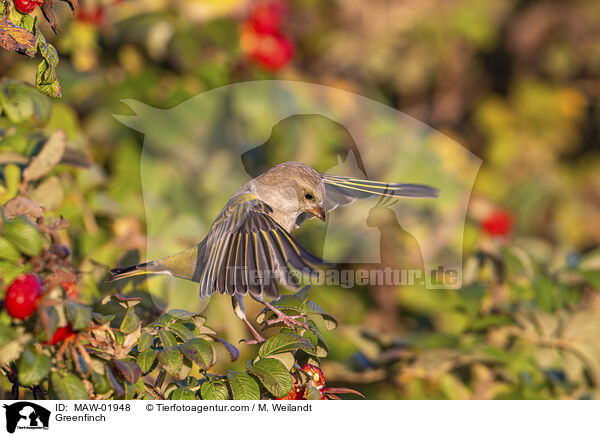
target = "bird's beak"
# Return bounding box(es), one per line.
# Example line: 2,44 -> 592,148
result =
307,204 -> 326,221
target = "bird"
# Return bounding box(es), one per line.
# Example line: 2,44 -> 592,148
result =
107,161 -> 438,343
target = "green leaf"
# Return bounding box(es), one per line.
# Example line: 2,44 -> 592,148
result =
200,378 -> 229,400
0,79 -> 51,123
157,348 -> 183,376
136,349 -> 157,375
227,371 -> 260,400
33,20 -> 61,98
167,309 -> 198,320
104,364 -> 125,397
120,307 -> 140,334
50,372 -> 89,399
65,301 -> 92,330
0,237 -> 22,262
4,163 -> 20,199
0,324 -> 17,347
157,330 -> 178,349
17,346 -> 51,386
137,332 -> 154,352
258,332 -> 314,357
580,270 -> 600,292
169,388 -> 196,400
91,370 -> 111,395
167,322 -> 195,341
3,217 -> 44,257
23,129 -> 66,182
247,358 -> 293,398
179,338 -> 215,370
111,359 -> 142,384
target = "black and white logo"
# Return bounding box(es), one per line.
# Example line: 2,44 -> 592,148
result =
3,402 -> 50,433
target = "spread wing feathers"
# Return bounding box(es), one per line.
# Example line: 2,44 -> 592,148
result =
199,193 -> 323,299
296,174 -> 439,226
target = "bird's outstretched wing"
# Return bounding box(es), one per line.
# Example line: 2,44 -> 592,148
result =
200,193 -> 323,300
295,174 -> 439,226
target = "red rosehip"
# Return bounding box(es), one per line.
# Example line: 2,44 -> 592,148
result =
77,6 -> 105,26
249,1 -> 287,34
482,210 -> 513,237
4,273 -> 42,320
13,0 -> 43,14
301,364 -> 325,390
46,324 -> 76,345
240,25 -> 294,71
276,384 -> 305,400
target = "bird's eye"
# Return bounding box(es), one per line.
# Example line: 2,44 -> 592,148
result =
304,193 -> 314,200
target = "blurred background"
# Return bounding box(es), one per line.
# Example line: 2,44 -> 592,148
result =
1,0 -> 600,399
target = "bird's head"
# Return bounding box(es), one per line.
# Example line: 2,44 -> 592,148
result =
256,161 -> 326,221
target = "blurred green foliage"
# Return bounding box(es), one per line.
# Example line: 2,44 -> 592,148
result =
0,0 -> 600,399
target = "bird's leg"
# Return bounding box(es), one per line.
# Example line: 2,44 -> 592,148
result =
242,318 -> 266,344
261,300 -> 309,331
232,295 -> 265,344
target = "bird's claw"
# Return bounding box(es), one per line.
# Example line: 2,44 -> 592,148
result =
241,337 -> 265,345
266,312 -> 309,330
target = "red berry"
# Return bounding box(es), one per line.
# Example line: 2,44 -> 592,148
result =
46,325 -> 76,345
301,364 -> 325,390
77,6 -> 105,26
276,384 -> 305,400
240,25 -> 294,71
482,210 -> 513,237
4,274 -> 42,320
13,0 -> 43,14
249,1 -> 286,34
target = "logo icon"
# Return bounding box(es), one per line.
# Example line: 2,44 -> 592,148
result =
2,402 -> 50,433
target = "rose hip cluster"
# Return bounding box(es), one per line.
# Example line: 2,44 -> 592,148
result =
240,0 -> 294,71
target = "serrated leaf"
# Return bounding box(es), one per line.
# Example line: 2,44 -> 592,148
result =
157,348 -> 182,376
258,332 -> 314,357
179,338 -> 215,370
157,330 -> 178,349
167,322 -> 195,341
17,346 -> 51,386
200,378 -> 229,400
34,20 -> 61,98
137,332 -> 154,352
136,349 -> 157,375
247,358 -> 293,398
65,301 -> 92,330
120,307 -> 140,334
169,388 -> 196,400
0,18 -> 36,57
23,129 -> 66,181
111,359 -> 141,384
227,371 -> 260,400
50,372 -> 89,399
